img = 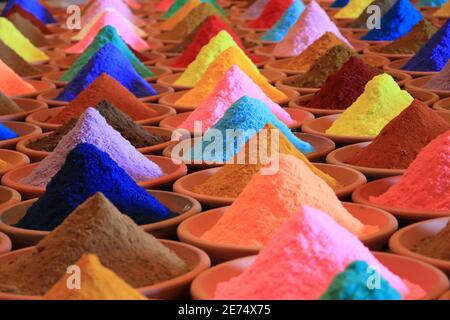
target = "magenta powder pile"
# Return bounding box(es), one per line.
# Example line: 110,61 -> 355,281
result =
21,108 -> 163,187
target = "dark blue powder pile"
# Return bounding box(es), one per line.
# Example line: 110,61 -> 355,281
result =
1,0 -> 56,24
330,0 -> 349,8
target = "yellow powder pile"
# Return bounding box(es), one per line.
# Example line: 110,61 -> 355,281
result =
433,1 -> 450,17
176,47 -> 287,105
0,17 -> 49,63
335,0 -> 375,19
283,32 -> 348,72
44,254 -> 147,300
194,124 -> 342,198
326,73 -> 414,137
161,0 -> 201,30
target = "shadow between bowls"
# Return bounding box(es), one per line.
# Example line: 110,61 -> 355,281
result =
0,99 -> 48,122
10,80 -> 55,99
0,232 -> 11,256
0,239 -> 210,300
405,76 -> 450,99
383,58 -> 438,78
0,122 -> 42,150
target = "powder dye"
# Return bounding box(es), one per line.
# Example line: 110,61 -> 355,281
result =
80,0 -> 142,26
44,254 -> 147,300
0,122 -> 18,140
0,40 -> 40,77
179,65 -> 294,131
0,17 -> 48,63
320,261 -> 402,300
330,0 -> 349,7
347,100 -> 450,169
260,0 -> 304,42
307,57 -> 382,110
57,45 -> 157,102
350,0 -> 396,29
0,192 -> 186,295
0,91 -> 24,115
27,119 -> 77,152
243,0 -> 269,19
214,204 -> 420,300
7,12 -> 49,47
248,0 -> 293,29
0,59 -> 36,96
362,0 -> 422,41
2,5 -> 51,34
326,74 -> 414,137
376,19 -> 438,54
175,47 -> 287,104
273,1 -> 351,57
285,45 -> 356,88
161,0 -> 202,30
426,60 -> 450,90
157,0 -> 175,12
371,130 -> 450,211
163,0 -> 225,19
419,0 -> 448,6
1,0 -> 56,24
433,1 -> 450,16
334,0 -> 375,19
402,20 -> 450,72
415,220 -> 450,261
49,74 -> 158,124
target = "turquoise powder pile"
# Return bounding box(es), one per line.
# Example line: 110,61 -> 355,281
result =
260,0 -> 304,42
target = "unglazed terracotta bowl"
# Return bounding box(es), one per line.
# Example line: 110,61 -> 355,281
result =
363,44 -> 413,61
0,187 -> 21,212
10,80 -> 55,99
0,98 -> 48,122
0,149 -> 30,177
405,76 -> 450,98
22,64 -> 58,80
0,122 -> 42,150
384,58 -> 438,78
433,97 -> 450,112
0,232 -> 11,256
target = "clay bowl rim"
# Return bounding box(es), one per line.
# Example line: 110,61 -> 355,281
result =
22,64 -> 58,81
0,231 -> 11,255
0,186 -> 22,212
0,98 -> 48,122
0,149 -> 31,177
288,94 -> 345,117
363,43 -> 414,60
10,80 -> 56,99
433,97 -> 450,112
0,122 -> 43,149
383,58 -> 438,78
405,76 -> 450,98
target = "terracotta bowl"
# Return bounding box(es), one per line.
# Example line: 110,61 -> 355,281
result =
0,149 -> 30,177
0,186 -> 21,212
22,64 -> 58,80
289,94 -> 344,117
384,58 -> 438,78
0,98 -> 47,122
0,232 -> 11,256
433,97 -> 450,112
275,75 -> 319,95
1,155 -> 188,199
440,291 -> 450,300
405,76 -> 450,99
352,176 -> 450,222
10,80 -> 55,99
363,43 -> 413,61
0,122 -> 42,150
435,109 -> 450,124
0,239 -> 211,300
389,217 -> 450,275
294,133 -> 336,162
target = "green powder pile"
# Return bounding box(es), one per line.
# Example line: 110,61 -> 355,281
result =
415,220 -> 450,261
0,91 -> 23,115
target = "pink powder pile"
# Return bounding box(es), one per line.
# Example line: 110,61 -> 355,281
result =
179,65 -> 294,132
81,0 -> 143,26
214,205 -> 425,300
156,0 -> 175,12
273,0 -> 351,57
371,130 -> 450,212
21,108 -> 163,187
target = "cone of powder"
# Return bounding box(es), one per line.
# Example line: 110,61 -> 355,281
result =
0,91 -> 24,115
243,0 -> 269,19
326,74 -> 414,137
7,12 -> 49,47
425,60 -> 450,90
248,0 -> 294,29
1,0 -> 56,24
0,59 -> 36,96
2,4 -> 50,34
349,0 -> 396,29
80,0 -> 142,26
157,0 -> 176,12
433,1 -> 450,16
161,0 -> 202,30
334,0 -> 375,19
415,220 -> 450,261
163,0 -> 226,19
0,192 -> 186,295
419,0 -> 447,7
0,40 -> 41,77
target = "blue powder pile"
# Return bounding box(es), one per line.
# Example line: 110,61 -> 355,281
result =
418,0 -> 448,7
362,0 -> 422,41
260,0 -> 304,42
0,123 -> 18,140
56,43 -> 157,102
320,261 -> 402,300
1,0 -> 56,24
192,96 -> 314,162
330,0 -> 350,8
403,19 -> 450,71
16,143 -> 174,231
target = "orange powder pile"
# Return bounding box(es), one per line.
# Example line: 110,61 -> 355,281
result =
160,0 -> 201,30
0,59 -> 35,96
201,153 -> 376,247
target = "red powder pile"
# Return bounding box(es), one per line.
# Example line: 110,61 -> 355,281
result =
306,57 -> 382,110
171,15 -> 260,67
348,100 -> 450,169
249,0 -> 293,29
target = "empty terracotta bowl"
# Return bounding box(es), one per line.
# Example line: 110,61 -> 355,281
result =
0,186 -> 21,211
384,58 -> 438,78
0,122 -> 42,150
10,80 -> 55,99
406,76 -> 450,98
0,149 -> 30,177
0,232 -> 11,256
352,176 -> 450,221
190,252 -> 449,300
0,98 -> 48,122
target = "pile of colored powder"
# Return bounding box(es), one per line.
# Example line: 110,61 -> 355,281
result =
334,0 -> 375,19
349,0 -> 396,29
419,0 -> 447,7
214,204 -> 421,299
179,65 -> 294,131
2,4 -> 51,34
161,0 -> 201,30
123,0 -> 141,10
248,0 -> 293,29
7,12 -> 49,47
175,47 -> 287,104
285,45 -> 356,88
306,57 -> 382,110
376,19 -> 438,54
426,60 -> 450,90
56,45 -> 157,102
273,1 -> 351,57
44,254 -> 147,300
347,100 -> 450,169
0,59 -> 36,96
22,108 -> 163,188
0,192 -> 186,295
0,91 -> 24,115
402,20 -> 450,72
433,1 -> 450,16
191,96 -> 313,162
0,122 -> 18,140
243,0 -> 269,19
1,0 -> 56,24
320,261 -> 402,300
0,17 -> 48,63
371,130 -> 450,211
49,74 -> 158,124
163,0 -> 225,19
415,220 -> 450,261
326,74 -> 414,137
17,143 -> 171,231
27,119 -> 77,152
330,0 -> 349,8
362,0 -> 422,41
0,40 -> 41,77
81,0 -> 142,26
260,0 -> 304,42
157,0 -> 175,12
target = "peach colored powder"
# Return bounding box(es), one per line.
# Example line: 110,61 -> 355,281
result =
81,0 -> 143,26
0,59 -> 35,96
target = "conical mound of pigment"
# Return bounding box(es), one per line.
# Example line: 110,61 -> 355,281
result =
320,261 -> 402,300
44,254 -> 147,300
22,108 -> 163,187
1,0 -> 56,24
326,74 -> 414,137
0,91 -> 23,115
330,0 -> 349,7
248,0 -> 294,29
402,20 -> 450,72
362,0 -> 422,41
260,0 -> 304,42
176,47 -> 287,104
350,0 -> 397,29
161,0 -> 202,31
7,12 -> 50,46
0,40 -> 41,77
179,65 -> 294,131
243,0 -> 269,19
334,0 -> 374,19
419,0 -> 447,7
415,219 -> 450,261
0,59 -> 35,96
56,44 -> 157,102
163,0 -> 225,19
124,0 -> 141,10
433,1 -> 450,16
426,60 -> 450,90
0,17 -> 48,63
157,0 -> 176,12
214,204 -> 421,299
194,124 -> 340,198
306,56 -> 382,110
347,100 -> 450,169
371,130 -> 450,211
81,0 -> 142,26
273,1 -> 350,57
1,4 -> 50,34
49,74 -> 158,124
0,192 -> 186,295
